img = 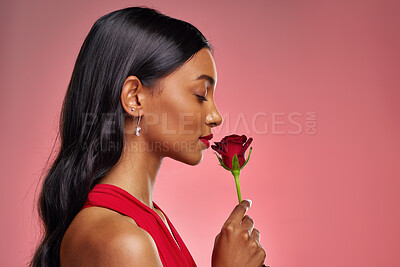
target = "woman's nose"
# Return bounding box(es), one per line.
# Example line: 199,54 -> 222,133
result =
206,105 -> 223,128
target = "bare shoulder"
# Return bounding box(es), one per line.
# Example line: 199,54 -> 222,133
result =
60,207 -> 162,267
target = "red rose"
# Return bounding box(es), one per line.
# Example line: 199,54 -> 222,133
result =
211,134 -> 253,169
211,134 -> 254,203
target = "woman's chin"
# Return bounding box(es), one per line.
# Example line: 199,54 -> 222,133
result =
170,150 -> 204,166
188,154 -> 204,166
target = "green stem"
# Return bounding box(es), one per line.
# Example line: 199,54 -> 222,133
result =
232,170 -> 242,203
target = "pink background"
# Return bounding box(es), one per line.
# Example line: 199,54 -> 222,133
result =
1,0 -> 399,266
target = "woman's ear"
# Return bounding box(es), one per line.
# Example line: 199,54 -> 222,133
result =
121,75 -> 145,117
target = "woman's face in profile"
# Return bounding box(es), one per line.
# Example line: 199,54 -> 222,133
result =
141,47 -> 223,165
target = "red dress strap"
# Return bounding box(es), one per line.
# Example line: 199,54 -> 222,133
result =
82,183 -> 197,267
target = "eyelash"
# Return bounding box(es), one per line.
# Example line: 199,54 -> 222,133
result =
195,95 -> 208,102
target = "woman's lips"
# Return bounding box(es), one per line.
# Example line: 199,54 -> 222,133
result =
199,138 -> 210,148
199,134 -> 213,148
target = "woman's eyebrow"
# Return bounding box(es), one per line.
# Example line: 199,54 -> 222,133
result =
193,74 -> 216,87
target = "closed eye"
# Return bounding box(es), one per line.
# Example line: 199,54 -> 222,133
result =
195,94 -> 208,101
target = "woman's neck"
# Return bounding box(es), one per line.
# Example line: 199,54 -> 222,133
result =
97,139 -> 163,209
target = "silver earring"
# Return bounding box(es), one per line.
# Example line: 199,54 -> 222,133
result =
135,116 -> 141,136
131,108 -> 135,111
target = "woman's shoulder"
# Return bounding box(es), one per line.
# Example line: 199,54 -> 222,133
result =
60,206 -> 163,266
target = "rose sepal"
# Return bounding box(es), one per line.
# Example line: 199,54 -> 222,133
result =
231,154 -> 240,170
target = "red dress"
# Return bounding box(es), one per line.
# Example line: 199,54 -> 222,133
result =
82,183 -> 197,267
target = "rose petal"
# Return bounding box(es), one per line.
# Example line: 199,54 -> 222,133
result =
239,137 -> 253,155
211,145 -> 228,156
221,155 -> 233,169
222,135 -> 245,145
222,134 -> 241,142
238,155 -> 246,167
223,142 -> 243,161
238,135 -> 247,143
213,141 -> 223,150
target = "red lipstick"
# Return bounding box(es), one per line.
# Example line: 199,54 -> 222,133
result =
199,134 -> 213,148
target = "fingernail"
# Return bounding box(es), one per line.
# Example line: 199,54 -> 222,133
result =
245,199 -> 252,207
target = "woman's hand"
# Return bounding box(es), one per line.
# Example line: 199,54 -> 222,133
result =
211,200 -> 266,267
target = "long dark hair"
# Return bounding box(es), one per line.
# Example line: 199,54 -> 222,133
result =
30,6 -> 212,266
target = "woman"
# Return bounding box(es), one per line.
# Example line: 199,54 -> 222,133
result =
31,6 -> 266,267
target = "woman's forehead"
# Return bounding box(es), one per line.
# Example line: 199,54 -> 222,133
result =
165,48 -> 217,86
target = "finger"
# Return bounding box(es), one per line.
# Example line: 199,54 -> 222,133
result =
241,215 -> 254,234
224,200 -> 252,225
251,228 -> 261,242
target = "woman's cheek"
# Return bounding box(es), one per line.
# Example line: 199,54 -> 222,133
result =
165,98 -> 198,135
